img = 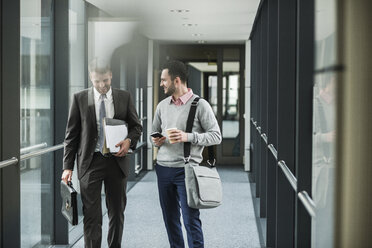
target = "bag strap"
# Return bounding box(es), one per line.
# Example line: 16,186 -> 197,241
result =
184,97 -> 216,167
184,97 -> 200,164
206,146 -> 216,167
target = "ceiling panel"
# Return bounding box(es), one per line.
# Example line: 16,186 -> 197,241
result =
86,0 -> 260,44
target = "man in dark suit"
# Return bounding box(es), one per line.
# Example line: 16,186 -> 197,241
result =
61,58 -> 142,248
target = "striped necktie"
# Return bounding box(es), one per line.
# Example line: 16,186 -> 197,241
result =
98,94 -> 107,153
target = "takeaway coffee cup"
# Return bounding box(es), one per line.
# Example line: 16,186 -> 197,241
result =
166,128 -> 178,144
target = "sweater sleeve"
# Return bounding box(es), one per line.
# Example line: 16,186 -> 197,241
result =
187,99 -> 222,146
150,104 -> 162,146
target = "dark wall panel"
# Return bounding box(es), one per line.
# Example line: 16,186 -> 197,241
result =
54,0 -> 70,243
259,1 -> 269,218
266,0 -> 279,246
295,0 -> 314,247
250,0 -> 314,247
255,20 -> 262,197
1,0 -> 21,247
188,65 -> 202,96
276,0 -> 297,247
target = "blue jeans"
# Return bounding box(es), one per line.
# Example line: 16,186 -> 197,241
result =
155,164 -> 204,248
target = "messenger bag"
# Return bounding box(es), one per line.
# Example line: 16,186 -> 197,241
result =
184,97 -> 223,209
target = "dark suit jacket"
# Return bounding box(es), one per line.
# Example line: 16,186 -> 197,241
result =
63,87 -> 142,179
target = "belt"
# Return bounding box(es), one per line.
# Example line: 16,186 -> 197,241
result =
94,152 -> 113,158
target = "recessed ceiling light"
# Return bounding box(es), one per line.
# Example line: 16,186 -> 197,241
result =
192,33 -> 202,37
170,9 -> 190,13
197,40 -> 205,44
182,23 -> 197,27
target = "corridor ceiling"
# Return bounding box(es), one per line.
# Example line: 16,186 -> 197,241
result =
86,0 -> 260,44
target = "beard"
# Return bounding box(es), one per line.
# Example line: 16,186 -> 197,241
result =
96,85 -> 110,94
165,81 -> 176,96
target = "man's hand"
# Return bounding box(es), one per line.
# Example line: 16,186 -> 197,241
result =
114,138 -> 131,157
168,130 -> 188,144
61,169 -> 73,184
152,136 -> 166,147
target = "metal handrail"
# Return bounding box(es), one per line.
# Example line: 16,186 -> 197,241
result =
127,141 -> 147,155
298,191 -> 316,218
256,126 -> 261,134
135,164 -> 142,175
268,144 -> 278,160
133,142 -> 147,174
20,144 -> 64,161
278,160 -> 297,191
261,133 -> 268,144
251,118 -> 257,127
134,142 -> 147,151
20,142 -> 48,154
0,157 -> 19,169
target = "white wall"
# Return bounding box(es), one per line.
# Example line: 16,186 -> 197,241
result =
147,40 -> 154,170
244,40 -> 251,171
88,20 -> 138,61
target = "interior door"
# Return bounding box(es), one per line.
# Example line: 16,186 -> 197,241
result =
217,48 -> 244,165
201,48 -> 244,165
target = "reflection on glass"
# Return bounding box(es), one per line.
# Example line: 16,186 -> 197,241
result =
20,0 -> 54,246
311,73 -> 336,248
222,62 -> 240,156
315,0 -> 337,69
208,75 -> 218,116
20,155 -> 54,247
68,0 -> 86,237
69,0 -> 86,104
136,87 -> 144,143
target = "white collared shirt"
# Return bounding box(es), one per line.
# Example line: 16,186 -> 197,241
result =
93,87 -> 115,151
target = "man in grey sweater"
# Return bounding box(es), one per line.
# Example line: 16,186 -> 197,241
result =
152,60 -> 221,248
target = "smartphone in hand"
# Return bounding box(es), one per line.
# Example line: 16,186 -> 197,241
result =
150,132 -> 164,138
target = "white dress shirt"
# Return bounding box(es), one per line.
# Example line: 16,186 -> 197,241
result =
94,87 -> 115,151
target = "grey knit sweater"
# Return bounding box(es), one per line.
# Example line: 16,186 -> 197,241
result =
152,95 -> 222,167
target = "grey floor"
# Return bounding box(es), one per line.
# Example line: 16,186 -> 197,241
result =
72,166 -> 260,248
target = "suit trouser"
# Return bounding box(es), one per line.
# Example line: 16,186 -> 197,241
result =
155,164 -> 204,248
80,153 -> 128,248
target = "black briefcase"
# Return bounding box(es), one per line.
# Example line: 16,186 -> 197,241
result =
60,181 -> 78,225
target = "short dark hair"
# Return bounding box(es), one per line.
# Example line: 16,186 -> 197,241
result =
88,58 -> 111,74
162,60 -> 188,83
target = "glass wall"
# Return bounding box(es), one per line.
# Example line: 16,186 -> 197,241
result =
69,0 -> 86,103
220,48 -> 242,159
314,0 -> 337,70
208,75 -> 218,115
249,0 -> 309,246
68,0 -> 86,242
222,61 -> 240,156
20,0 -> 54,246
312,72 -> 336,247
312,0 -> 337,247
